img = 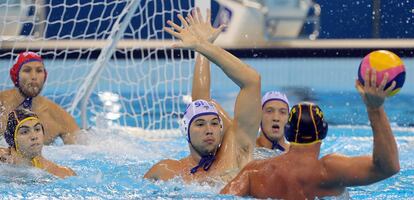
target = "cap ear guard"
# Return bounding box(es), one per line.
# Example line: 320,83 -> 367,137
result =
179,114 -> 191,143
319,121 -> 328,140
4,112 -> 18,147
284,123 -> 294,142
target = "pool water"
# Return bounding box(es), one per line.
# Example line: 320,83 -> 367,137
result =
0,94 -> 412,199
0,58 -> 413,199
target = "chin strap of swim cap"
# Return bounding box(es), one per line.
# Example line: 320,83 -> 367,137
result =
190,153 -> 216,174
188,136 -> 219,174
261,123 -> 285,151
31,156 -> 43,169
264,133 -> 285,151
19,97 -> 33,110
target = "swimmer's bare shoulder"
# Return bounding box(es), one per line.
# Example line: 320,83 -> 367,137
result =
37,96 -> 80,144
0,90 -> 21,109
0,89 -> 14,99
144,159 -> 183,181
36,96 -> 64,113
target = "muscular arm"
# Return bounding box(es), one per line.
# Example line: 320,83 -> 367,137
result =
195,41 -> 261,147
192,54 -> 232,130
40,158 -> 76,178
192,54 -> 211,101
324,108 -> 399,187
48,101 -> 80,144
164,9 -> 261,147
323,70 -> 399,187
144,159 -> 180,181
51,165 -> 77,179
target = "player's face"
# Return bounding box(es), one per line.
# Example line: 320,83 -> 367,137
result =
261,101 -> 289,140
189,115 -> 223,156
18,61 -> 45,97
15,118 -> 44,159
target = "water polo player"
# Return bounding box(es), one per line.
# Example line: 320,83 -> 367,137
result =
221,69 -> 400,199
144,8 -> 261,182
0,108 -> 76,178
0,51 -> 80,144
256,91 -> 290,152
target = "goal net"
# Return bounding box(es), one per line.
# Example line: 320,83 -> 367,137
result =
0,0 -> 206,132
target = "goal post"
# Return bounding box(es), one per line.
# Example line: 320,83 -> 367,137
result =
0,0 -> 211,132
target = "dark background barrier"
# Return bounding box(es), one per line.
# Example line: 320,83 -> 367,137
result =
20,0 -> 414,39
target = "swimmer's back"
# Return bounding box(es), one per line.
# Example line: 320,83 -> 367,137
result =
246,153 -> 345,199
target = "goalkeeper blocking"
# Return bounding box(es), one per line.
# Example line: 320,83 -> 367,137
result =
0,52 -> 80,145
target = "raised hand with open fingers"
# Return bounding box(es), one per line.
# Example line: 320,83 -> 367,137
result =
164,14 -> 199,49
355,68 -> 396,110
185,8 -> 226,43
164,8 -> 226,49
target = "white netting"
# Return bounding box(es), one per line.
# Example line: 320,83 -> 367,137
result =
0,0 -> 199,130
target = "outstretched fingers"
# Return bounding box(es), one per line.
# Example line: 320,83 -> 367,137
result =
196,7 -> 204,23
206,8 -> 211,24
186,13 -> 195,25
378,73 -> 388,92
384,81 -> 397,96
370,69 -> 377,89
167,20 -> 183,32
177,14 -> 189,28
363,68 -> 371,90
163,27 -> 181,39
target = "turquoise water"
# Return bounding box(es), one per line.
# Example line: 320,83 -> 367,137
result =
0,124 -> 412,199
0,58 -> 413,199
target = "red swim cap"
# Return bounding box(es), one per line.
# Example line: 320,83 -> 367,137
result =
10,52 -> 47,87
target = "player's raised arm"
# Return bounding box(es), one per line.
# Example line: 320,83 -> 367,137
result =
191,54 -> 211,101
324,69 -> 400,186
165,8 -> 261,145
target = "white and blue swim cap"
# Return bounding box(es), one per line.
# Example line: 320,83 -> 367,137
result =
180,99 -> 223,143
261,91 -> 290,111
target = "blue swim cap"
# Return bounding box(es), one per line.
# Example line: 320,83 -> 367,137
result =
285,102 -> 328,144
4,108 -> 40,148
